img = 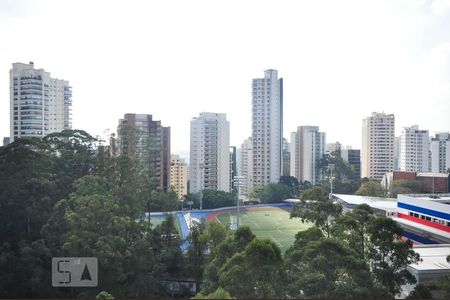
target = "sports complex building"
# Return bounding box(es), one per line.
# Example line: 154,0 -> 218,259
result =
332,193 -> 450,245
395,193 -> 450,244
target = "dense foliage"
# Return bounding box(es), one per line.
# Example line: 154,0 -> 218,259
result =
0,131 -> 182,298
0,131 -> 424,299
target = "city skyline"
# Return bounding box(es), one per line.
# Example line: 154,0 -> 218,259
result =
1,1 -> 450,159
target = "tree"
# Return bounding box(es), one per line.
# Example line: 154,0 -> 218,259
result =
147,190 -> 179,212
42,175 -> 177,298
389,179 -> 421,197
204,221 -> 229,252
218,238 -> 285,298
252,183 -> 292,203
248,185 -> 265,202
407,284 -> 432,299
331,204 -> 375,259
318,151 -> 361,195
194,287 -> 234,299
186,190 -> 235,209
291,186 -> 343,237
278,176 -> 300,197
368,217 -> 420,296
43,130 -> 98,200
185,222 -> 208,286
284,232 -> 388,299
0,133 -> 104,298
201,226 -> 255,295
96,291 -> 115,299
356,180 -> 387,197
319,151 -> 357,180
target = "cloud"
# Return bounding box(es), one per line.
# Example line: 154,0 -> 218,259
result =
431,0 -> 450,15
0,0 -> 36,21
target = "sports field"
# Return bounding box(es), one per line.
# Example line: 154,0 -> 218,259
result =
215,207 -> 312,253
149,215 -> 182,235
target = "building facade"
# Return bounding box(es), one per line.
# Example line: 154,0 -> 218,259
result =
170,154 -> 188,199
3,137 -> 10,146
190,113 -> 230,193
252,69 -> 283,187
229,146 -> 237,193
341,148 -> 361,180
382,171 -> 449,194
238,137 -> 253,197
117,113 -> 171,191
395,193 -> 450,244
400,125 -> 430,172
361,112 -> 395,180
282,137 -> 290,176
10,62 -> 72,142
394,136 -> 401,171
290,126 -> 326,185
326,141 -> 342,154
430,133 -> 450,173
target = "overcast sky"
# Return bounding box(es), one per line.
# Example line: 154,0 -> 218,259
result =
1,0 -> 449,160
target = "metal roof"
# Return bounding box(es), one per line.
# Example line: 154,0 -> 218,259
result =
332,193 -> 397,211
408,244 -> 450,271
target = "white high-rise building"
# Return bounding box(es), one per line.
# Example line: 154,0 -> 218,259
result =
190,113 -> 230,193
290,126 -> 326,185
252,69 -> 283,187
400,125 -> 430,172
430,132 -> 450,173
238,137 -> 253,197
10,62 -> 72,142
394,136 -> 401,171
361,112 -> 395,180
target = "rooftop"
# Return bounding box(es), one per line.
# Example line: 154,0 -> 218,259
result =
408,244 -> 450,271
331,194 -> 397,212
399,193 -> 450,205
417,172 -> 449,178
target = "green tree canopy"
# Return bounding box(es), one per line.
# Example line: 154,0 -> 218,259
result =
291,186 -> 343,237
356,180 -> 387,197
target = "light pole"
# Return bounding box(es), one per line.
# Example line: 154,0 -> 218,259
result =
234,176 -> 244,229
329,164 -> 334,200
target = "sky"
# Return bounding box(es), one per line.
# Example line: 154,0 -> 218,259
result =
1,0 -> 450,161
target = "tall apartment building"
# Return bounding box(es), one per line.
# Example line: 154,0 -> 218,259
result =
430,132 -> 450,173
229,146 -> 237,193
252,69 -> 283,187
361,112 -> 395,180
3,137 -> 10,146
282,137 -> 290,176
341,148 -> 361,180
170,154 -> 188,199
117,113 -> 171,191
326,141 -> 342,154
394,136 -> 401,171
190,113 -> 230,193
290,126 -> 326,185
239,137 -> 253,197
400,125 -> 430,172
10,62 -> 72,142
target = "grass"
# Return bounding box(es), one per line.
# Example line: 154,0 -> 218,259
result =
149,215 -> 182,236
216,208 -> 313,253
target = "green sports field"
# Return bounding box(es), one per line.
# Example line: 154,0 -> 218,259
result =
149,216 -> 182,235
216,208 -> 313,253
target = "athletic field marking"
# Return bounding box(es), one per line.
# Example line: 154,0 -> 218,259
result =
247,216 -> 261,228
272,236 -> 283,247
